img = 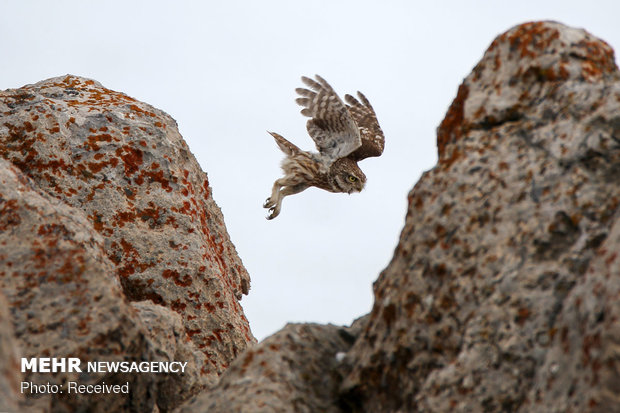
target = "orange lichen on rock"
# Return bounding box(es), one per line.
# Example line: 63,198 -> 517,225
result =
0,74 -> 254,410
341,21 -> 620,413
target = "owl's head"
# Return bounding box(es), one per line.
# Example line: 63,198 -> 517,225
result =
328,158 -> 366,194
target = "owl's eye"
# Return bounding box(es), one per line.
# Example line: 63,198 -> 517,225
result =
348,175 -> 358,183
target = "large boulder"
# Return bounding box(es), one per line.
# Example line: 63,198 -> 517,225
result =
0,75 -> 254,411
341,21 -> 620,412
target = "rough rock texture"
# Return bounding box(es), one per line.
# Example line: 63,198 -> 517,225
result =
0,158 -> 160,412
180,322 -> 361,413
132,301 -> 203,411
0,76 -> 253,410
0,289 -> 21,412
531,205 -> 620,412
340,21 -> 620,412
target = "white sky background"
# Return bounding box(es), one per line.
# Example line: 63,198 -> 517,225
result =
1,1 -> 619,340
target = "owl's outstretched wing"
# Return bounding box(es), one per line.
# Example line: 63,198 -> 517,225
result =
344,92 -> 385,160
295,75 -> 362,161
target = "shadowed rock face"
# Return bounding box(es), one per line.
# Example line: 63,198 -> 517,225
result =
180,322 -> 364,413
0,76 -> 254,411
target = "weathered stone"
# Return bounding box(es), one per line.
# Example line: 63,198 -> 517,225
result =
132,301 -> 203,411
523,211 -> 620,412
0,158 -> 159,412
340,21 -> 620,412
0,289 -> 21,412
0,75 -> 254,410
179,323 -> 359,413
0,74 -> 254,375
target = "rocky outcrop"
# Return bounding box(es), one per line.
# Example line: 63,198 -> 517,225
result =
0,76 -> 253,411
341,21 -> 620,412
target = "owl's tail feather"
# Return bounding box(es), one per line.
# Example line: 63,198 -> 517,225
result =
268,131 -> 301,155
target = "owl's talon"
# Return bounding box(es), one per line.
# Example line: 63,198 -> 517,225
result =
266,205 -> 280,220
263,197 -> 274,208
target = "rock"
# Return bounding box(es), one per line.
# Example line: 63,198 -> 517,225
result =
0,75 -> 254,410
179,323 -> 360,413
0,289 -> 21,412
0,158 -> 160,412
341,21 -> 620,412
132,301 -> 203,411
525,208 -> 620,412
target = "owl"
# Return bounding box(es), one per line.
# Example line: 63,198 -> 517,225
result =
263,75 -> 385,219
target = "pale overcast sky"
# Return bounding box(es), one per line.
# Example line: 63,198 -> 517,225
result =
2,1 -> 619,340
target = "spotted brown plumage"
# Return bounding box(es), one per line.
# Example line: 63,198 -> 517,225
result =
264,75 -> 385,219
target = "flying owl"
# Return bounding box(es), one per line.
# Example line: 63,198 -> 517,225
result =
263,75 -> 385,219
